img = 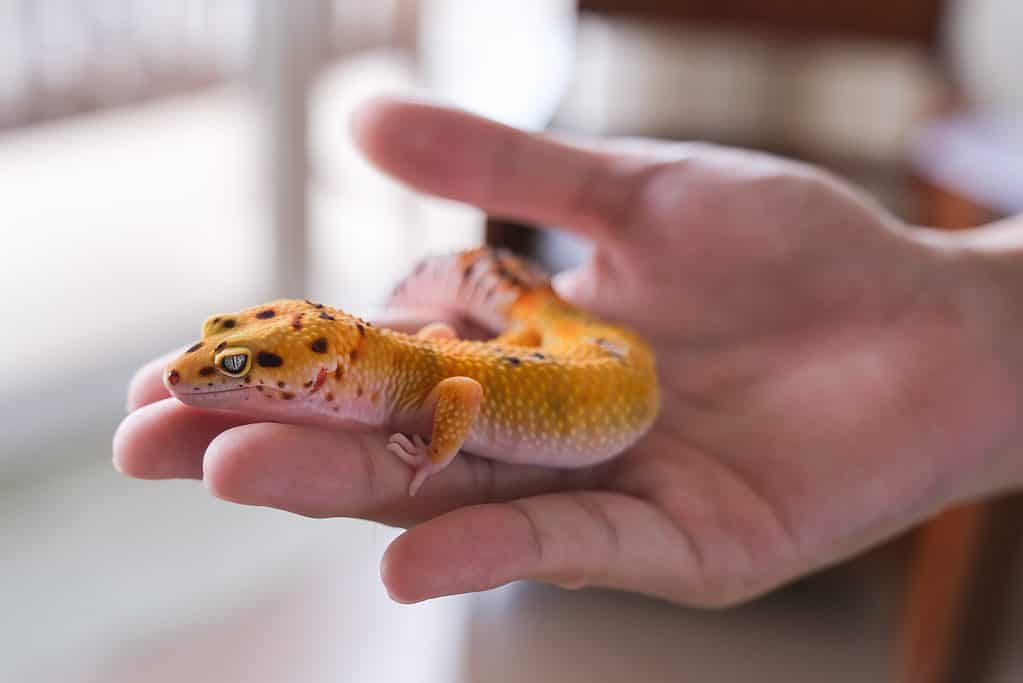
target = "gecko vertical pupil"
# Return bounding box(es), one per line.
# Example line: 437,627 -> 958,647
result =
222,354 -> 247,373
214,346 -> 253,378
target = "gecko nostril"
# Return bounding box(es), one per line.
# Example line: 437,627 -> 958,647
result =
167,369 -> 181,385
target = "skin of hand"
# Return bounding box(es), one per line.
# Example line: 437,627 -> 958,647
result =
113,97 -> 1023,607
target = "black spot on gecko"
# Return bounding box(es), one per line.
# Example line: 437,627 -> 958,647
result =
255,309 -> 275,319
257,352 -> 283,367
503,356 -> 522,366
303,380 -> 313,388
356,386 -> 363,397
207,383 -> 213,387
277,381 -> 286,388
532,352 -> 546,360
221,319 -> 236,329
198,366 -> 216,377
255,385 -> 264,392
244,376 -> 252,384
356,323 -> 365,337
186,342 -> 203,353
334,367 -> 344,380
318,312 -> 335,321
325,392 -> 334,402
304,299 -> 324,309
311,338 -> 328,353
291,314 -> 303,330
215,341 -> 228,353
281,392 -> 295,400
349,350 -> 359,363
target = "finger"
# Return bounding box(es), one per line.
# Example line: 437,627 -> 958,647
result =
351,97 -> 650,238
112,399 -> 256,479
126,349 -> 183,411
201,422 -> 595,526
380,491 -> 699,604
372,308 -> 493,340
369,309 -> 459,334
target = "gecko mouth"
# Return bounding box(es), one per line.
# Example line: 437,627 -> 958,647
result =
170,385 -> 261,402
186,386 -> 256,396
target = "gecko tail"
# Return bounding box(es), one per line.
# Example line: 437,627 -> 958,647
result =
386,247 -> 549,333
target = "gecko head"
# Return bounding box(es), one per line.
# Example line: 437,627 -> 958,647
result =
164,298 -> 364,407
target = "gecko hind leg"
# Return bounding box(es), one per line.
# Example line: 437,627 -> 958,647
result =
387,376 -> 483,496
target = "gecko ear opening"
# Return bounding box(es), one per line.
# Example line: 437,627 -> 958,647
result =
214,347 -> 252,378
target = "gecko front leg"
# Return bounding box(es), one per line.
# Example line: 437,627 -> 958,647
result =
387,376 -> 484,495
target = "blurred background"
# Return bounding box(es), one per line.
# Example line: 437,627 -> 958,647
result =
1,1 -> 1021,681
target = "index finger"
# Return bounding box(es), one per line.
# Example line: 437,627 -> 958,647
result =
351,97 -> 649,238
126,349 -> 181,412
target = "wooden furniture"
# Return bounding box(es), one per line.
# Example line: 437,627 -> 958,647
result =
579,0 -> 945,42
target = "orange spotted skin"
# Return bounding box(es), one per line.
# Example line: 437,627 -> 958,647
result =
165,248 -> 659,475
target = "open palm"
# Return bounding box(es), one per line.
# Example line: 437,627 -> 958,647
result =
114,99 -> 1013,605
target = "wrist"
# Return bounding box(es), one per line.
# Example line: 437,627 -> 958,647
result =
911,219 -> 1023,500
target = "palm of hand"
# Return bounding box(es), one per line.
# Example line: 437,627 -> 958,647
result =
563,150 -> 1005,603
114,100 -> 1003,606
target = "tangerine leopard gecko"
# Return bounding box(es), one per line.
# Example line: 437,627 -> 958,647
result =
164,247 -> 659,495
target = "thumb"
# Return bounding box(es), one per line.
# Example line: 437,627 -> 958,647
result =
351,97 -> 649,240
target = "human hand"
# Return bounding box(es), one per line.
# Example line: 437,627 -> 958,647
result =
113,98 -> 1023,606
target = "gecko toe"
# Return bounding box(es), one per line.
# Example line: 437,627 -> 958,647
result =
387,433 -> 429,468
387,443 -> 416,466
389,433 -> 415,451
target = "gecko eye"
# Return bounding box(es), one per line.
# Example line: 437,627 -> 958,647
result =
214,347 -> 252,378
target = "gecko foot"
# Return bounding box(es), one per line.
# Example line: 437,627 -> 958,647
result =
387,433 -> 449,496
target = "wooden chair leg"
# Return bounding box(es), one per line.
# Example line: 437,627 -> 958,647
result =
948,495 -> 1023,682
896,504 -> 991,683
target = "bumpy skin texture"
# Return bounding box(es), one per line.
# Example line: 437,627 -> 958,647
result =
164,248 -> 659,494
